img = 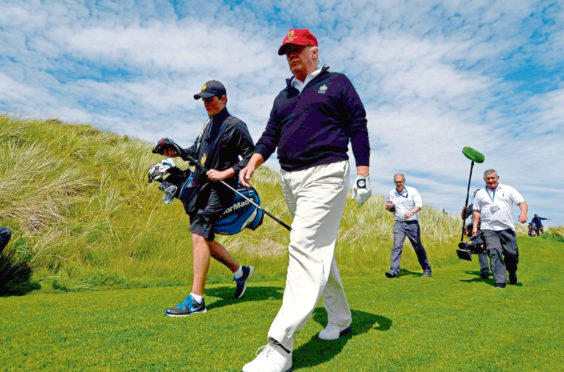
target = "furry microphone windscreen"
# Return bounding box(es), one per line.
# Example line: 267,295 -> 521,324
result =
462,147 -> 485,163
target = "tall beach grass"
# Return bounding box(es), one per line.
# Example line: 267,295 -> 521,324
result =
0,115 -> 541,293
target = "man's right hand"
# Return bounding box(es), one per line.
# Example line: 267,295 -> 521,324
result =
239,165 -> 255,188
239,153 -> 264,188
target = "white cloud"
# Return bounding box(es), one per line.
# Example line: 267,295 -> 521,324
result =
1,0 -> 563,225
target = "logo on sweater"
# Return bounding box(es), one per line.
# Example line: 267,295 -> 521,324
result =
318,84 -> 328,94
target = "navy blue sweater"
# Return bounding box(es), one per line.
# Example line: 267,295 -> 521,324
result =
255,66 -> 370,171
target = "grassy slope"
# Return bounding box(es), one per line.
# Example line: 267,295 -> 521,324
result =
1,115 -> 469,293
0,237 -> 562,371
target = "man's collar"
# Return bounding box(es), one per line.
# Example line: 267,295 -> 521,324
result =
286,65 -> 330,89
487,183 -> 500,191
210,107 -> 229,122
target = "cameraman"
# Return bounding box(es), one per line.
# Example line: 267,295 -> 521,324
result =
472,169 -> 527,288
461,190 -> 490,279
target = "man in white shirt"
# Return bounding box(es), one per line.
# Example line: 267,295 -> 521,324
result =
472,169 -> 528,288
384,173 -> 432,278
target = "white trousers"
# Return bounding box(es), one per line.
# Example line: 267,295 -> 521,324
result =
268,161 -> 352,351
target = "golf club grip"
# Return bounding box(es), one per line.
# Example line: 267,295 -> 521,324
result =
185,154 -> 292,231
262,210 -> 292,231
185,154 -> 207,173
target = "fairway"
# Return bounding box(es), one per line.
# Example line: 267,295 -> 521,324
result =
1,237 -> 562,371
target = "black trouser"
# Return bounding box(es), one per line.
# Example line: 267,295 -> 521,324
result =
390,220 -> 432,274
0,226 -> 11,254
482,229 -> 519,285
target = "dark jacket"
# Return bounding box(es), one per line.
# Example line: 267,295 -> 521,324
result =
183,108 -> 254,213
254,66 -> 370,171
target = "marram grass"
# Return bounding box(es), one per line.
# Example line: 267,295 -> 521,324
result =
0,115 -> 553,293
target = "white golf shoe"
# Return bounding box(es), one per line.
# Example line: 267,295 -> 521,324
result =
242,340 -> 292,372
318,324 -> 352,340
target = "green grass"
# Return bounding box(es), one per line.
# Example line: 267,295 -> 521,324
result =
1,237 -> 562,371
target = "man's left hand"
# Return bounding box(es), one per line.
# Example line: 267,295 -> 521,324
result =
518,214 -> 527,224
207,168 -> 234,182
352,175 -> 371,208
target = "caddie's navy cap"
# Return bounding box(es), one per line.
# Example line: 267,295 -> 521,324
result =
194,80 -> 226,100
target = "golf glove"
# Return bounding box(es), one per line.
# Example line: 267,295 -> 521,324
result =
352,175 -> 371,208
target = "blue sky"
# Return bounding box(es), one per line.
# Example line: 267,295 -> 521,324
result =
1,0 -> 563,226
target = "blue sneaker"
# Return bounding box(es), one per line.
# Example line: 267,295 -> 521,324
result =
164,295 -> 207,317
234,266 -> 254,298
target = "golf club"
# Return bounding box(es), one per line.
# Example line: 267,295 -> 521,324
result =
152,138 -> 291,231
461,146 -> 485,241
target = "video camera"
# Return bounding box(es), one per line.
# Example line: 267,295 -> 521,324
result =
456,235 -> 485,261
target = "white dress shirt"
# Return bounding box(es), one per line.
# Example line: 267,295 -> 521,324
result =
291,68 -> 322,93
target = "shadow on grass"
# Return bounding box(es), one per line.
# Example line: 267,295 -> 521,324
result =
398,268 -> 425,277
460,271 -> 524,288
459,270 -> 495,287
293,307 -> 392,370
205,285 -> 284,310
0,251 -> 41,296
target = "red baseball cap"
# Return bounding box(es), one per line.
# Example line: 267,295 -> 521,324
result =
277,28 -> 318,55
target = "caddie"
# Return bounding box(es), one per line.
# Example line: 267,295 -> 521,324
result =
161,80 -> 256,315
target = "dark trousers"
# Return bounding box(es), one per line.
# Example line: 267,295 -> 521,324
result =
478,252 -> 490,273
389,220 -> 431,275
0,226 -> 11,254
482,229 -> 519,285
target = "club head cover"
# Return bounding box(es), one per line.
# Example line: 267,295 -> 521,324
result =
147,158 -> 176,183
352,175 -> 371,208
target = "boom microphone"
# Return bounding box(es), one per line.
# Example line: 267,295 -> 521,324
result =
462,147 -> 485,163
460,146 -> 485,241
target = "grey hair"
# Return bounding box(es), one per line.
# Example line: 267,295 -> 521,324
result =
394,173 -> 406,182
484,169 -> 497,177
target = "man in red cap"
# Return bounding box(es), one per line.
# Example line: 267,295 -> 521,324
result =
240,28 -> 371,372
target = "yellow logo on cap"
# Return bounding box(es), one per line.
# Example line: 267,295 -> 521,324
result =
285,30 -> 295,42
202,84 -> 207,91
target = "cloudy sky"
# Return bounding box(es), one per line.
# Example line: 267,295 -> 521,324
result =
1,0 -> 563,225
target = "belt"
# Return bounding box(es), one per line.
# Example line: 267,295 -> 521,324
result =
396,220 -> 418,224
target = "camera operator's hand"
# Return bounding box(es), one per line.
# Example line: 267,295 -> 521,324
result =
472,225 -> 480,237
461,206 -> 468,220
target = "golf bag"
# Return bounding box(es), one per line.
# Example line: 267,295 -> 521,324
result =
148,159 -> 263,235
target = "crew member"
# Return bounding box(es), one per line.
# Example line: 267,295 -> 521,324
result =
384,173 -> 432,278
472,169 -> 527,288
